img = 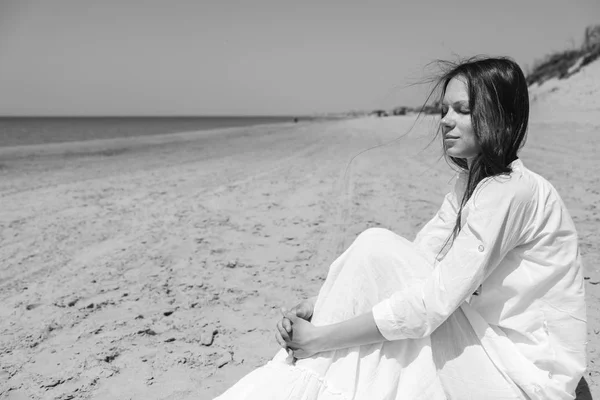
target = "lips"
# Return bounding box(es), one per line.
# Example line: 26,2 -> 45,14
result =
444,136 -> 459,140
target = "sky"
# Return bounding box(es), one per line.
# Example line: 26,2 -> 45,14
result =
0,0 -> 598,116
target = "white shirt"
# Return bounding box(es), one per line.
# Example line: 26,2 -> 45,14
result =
372,159 -> 587,399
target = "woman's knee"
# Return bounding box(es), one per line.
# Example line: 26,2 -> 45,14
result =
355,227 -> 393,242
352,228 -> 404,262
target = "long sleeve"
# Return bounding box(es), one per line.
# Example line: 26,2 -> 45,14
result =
413,173 -> 464,262
373,176 -> 534,341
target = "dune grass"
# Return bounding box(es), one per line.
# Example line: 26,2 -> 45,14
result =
527,24 -> 600,86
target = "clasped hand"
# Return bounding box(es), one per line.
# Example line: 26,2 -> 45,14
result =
275,300 -> 322,360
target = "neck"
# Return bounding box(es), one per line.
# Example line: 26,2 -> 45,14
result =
466,157 -> 474,170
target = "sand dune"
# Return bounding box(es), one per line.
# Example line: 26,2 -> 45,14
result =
529,54 -> 600,124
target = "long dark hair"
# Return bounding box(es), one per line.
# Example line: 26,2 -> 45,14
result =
430,56 -> 530,243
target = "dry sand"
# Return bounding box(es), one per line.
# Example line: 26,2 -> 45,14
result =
1,88 -> 599,399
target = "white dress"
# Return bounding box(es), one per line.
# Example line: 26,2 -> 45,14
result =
214,160 -> 586,400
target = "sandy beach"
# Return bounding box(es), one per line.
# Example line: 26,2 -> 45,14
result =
1,110 -> 599,399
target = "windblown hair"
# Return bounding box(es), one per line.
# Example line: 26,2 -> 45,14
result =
429,56 -> 530,243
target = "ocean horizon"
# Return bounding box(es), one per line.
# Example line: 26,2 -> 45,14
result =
0,116 -> 313,148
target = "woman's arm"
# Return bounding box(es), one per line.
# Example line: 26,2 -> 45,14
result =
283,177 -> 533,357
281,309 -> 385,358
316,312 -> 385,351
373,178 -> 533,341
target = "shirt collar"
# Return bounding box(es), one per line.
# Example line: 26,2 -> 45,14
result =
510,158 -> 524,170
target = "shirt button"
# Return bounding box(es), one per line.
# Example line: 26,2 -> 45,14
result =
478,245 -> 485,252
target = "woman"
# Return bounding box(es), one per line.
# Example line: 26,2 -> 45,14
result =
215,57 -> 587,399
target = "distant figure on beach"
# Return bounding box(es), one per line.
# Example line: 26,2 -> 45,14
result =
370,109 -> 388,117
293,117 -> 299,123
215,57 -> 587,399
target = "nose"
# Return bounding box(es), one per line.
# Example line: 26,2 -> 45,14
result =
441,112 -> 455,131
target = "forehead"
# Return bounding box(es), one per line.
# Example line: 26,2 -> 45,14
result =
443,77 -> 469,103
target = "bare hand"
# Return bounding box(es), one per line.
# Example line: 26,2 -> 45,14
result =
275,299 -> 315,353
278,308 -> 322,359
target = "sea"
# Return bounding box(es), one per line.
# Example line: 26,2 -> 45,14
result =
0,116 -> 306,148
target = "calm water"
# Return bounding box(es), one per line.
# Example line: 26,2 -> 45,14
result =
0,116 -> 305,147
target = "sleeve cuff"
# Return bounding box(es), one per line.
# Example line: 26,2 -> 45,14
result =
372,299 -> 404,341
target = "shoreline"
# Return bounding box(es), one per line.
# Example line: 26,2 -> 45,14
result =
0,119 -> 329,161
0,115 -> 314,149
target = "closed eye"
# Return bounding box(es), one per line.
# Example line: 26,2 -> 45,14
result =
441,105 -> 469,117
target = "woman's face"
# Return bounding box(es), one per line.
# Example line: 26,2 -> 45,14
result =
441,77 -> 481,163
